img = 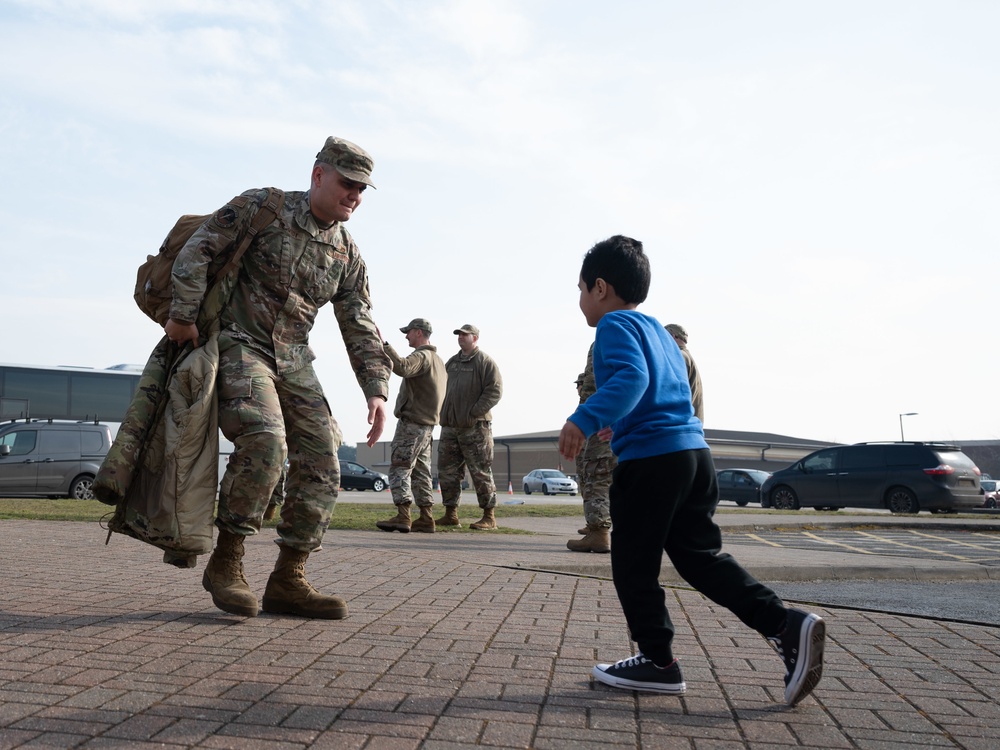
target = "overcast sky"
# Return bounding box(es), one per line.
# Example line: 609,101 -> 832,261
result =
1,0 -> 997,448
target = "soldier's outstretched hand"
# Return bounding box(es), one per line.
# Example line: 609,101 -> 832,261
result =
366,396 -> 387,447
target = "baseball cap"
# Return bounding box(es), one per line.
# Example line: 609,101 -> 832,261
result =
400,318 -> 432,334
665,323 -> 688,343
315,136 -> 376,188
453,324 -> 480,336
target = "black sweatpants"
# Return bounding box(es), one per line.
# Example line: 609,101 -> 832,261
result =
609,448 -> 787,666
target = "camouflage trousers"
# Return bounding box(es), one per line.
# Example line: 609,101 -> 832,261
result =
388,418 -> 435,508
216,337 -> 341,552
437,422 -> 496,509
575,433 -> 616,529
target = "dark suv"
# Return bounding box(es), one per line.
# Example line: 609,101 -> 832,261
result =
0,419 -> 112,499
760,442 -> 982,514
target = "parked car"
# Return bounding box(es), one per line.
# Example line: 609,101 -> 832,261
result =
760,442 -> 982,514
982,479 -> 999,508
716,468 -> 771,506
339,461 -> 388,491
522,469 -> 578,496
0,419 -> 112,499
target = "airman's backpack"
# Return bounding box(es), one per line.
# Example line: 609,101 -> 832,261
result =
134,188 -> 285,326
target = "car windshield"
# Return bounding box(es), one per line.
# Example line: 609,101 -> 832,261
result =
745,470 -> 771,483
982,479 -> 997,491
539,470 -> 567,478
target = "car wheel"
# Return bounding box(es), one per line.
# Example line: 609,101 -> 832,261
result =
736,500 -> 749,507
770,486 -> 799,510
524,485 -> 532,495
571,492 -> 577,496
69,475 -> 95,500
886,486 -> 919,514
372,479 -> 386,492
987,498 -> 997,509
542,484 -> 551,496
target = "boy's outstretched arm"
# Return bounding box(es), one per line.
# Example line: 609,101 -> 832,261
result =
559,420 -> 586,460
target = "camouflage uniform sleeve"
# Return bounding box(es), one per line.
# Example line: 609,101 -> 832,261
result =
168,190 -> 260,325
332,243 -> 391,401
579,342 -> 598,403
470,354 -> 503,419
384,341 -> 403,372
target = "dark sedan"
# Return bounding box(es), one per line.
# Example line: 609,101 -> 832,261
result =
339,461 -> 388,492
716,468 -> 771,506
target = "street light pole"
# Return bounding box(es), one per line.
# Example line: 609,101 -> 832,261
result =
899,412 -> 918,441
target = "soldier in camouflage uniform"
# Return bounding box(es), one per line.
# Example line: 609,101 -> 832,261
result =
165,136 -> 391,620
436,324 -> 503,530
568,343 -> 616,553
376,318 -> 447,534
666,324 -> 704,423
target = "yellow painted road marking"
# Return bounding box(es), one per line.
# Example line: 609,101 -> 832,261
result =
745,533 -> 784,547
801,531 -> 876,555
854,530 -> 971,560
905,529 -> 1000,551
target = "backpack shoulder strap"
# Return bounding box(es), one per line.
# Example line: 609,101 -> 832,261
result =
213,187 -> 285,281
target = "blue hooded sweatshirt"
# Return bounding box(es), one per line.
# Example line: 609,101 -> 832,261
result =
568,310 -> 707,462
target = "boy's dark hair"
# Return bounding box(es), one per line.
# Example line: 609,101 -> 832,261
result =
580,235 -> 650,304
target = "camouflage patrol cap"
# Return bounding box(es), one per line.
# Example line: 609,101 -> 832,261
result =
453,324 -> 480,336
400,318 -> 432,334
316,136 -> 376,188
665,323 -> 688,343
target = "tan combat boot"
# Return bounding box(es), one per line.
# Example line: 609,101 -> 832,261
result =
202,529 -> 259,617
261,545 -> 348,619
376,503 -> 411,533
567,524 -> 611,553
470,507 -> 497,530
410,505 -> 436,533
436,506 -> 462,527
577,525 -> 589,535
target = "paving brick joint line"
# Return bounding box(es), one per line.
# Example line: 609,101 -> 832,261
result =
1,520 -> 999,749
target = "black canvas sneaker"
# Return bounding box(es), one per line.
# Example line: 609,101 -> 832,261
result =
768,608 -> 826,705
592,654 -> 686,694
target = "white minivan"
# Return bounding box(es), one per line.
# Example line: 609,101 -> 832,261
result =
0,420 -> 112,499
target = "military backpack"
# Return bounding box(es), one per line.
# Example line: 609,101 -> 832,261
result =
134,188 -> 285,326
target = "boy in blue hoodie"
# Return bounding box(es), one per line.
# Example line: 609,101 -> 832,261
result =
558,235 -> 825,705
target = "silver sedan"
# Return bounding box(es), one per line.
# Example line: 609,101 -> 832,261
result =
522,469 -> 578,496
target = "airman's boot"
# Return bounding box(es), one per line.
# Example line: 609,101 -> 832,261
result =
567,524 -> 611,553
202,529 -> 259,617
261,545 -> 348,620
436,506 -> 461,527
376,502 -> 411,532
410,505 -> 436,533
470,507 -> 497,530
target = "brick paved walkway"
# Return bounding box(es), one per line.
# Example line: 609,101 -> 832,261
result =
1,521 -> 998,749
